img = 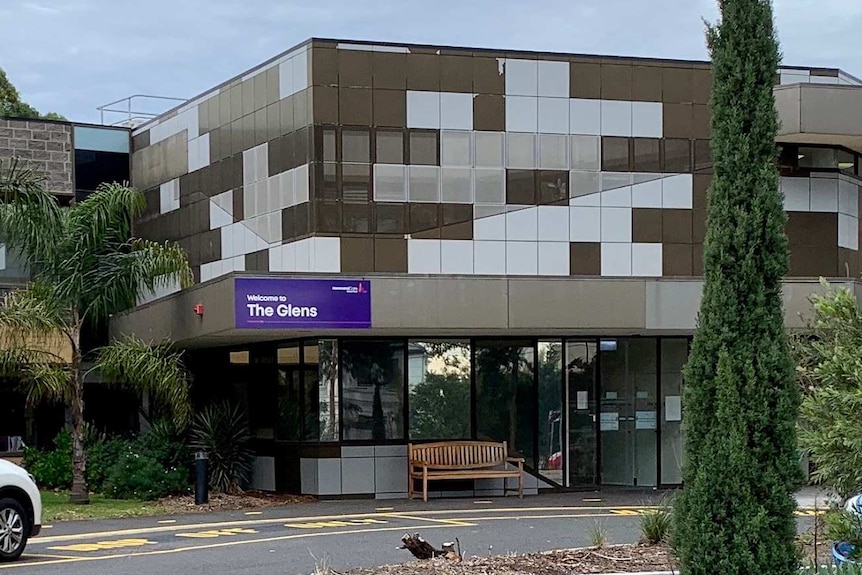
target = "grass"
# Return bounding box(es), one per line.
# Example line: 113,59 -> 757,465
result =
40,491 -> 167,522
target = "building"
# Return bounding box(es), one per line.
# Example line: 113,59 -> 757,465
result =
0,118 -> 132,457
5,37 -> 862,498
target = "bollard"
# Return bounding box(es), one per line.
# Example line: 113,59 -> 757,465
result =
194,451 -> 209,505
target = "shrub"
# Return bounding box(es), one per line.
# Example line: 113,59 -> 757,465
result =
191,401 -> 253,493
86,437 -> 132,493
825,508 -> 862,562
138,419 -> 192,474
23,430 -> 72,489
103,446 -> 189,500
588,520 -> 607,548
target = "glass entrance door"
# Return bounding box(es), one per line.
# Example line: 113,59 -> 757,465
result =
598,339 -> 658,487
565,341 -> 598,487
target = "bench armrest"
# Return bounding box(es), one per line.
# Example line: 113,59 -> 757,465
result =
507,456 -> 525,463
409,459 -> 429,467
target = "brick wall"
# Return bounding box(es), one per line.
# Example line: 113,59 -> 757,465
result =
0,118 -> 73,196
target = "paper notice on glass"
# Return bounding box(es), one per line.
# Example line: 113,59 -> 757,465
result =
600,412 -> 619,431
636,411 -> 657,430
665,396 -> 682,422
576,391 -> 588,410
605,391 -> 618,400
636,390 -> 649,399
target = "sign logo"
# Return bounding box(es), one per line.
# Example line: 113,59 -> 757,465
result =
235,278 -> 371,329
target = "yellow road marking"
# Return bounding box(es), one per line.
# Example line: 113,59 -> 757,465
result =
610,509 -> 643,516
176,527 -> 258,538
244,511 -> 263,516
32,502 -> 812,546
286,518 -> 388,529
379,513 -> 474,527
22,553 -> 83,560
474,500 -> 494,504
375,507 -> 394,511
48,538 -> 154,553
0,524 -> 458,570
157,520 -> 176,524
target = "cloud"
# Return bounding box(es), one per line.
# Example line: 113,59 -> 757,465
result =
0,0 -> 859,122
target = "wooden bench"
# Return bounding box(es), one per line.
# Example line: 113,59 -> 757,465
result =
408,440 -> 524,502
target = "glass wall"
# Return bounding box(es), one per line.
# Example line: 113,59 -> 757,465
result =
475,340 -> 535,461
213,335 -> 689,487
537,341 -> 564,485
408,341 -> 471,440
599,338 -> 658,487
341,340 -> 405,441
660,339 -> 687,484
566,340 -> 598,487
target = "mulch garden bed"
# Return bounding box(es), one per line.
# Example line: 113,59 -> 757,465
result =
348,544 -> 676,575
157,490 -> 315,514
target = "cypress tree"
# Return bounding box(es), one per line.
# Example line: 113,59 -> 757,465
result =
675,1 -> 802,574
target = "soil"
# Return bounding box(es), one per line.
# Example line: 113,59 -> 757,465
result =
348,544 -> 677,575
157,490 -> 315,514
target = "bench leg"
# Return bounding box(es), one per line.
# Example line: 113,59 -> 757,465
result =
423,471 -> 428,503
408,473 -> 413,500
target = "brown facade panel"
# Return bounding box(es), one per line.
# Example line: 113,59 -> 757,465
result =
245,249 -> 269,272
789,245 -> 837,277
409,203 -> 440,236
375,202 -> 407,234
338,87 -> 372,126
473,57 -> 505,95
632,66 -> 663,102
691,68 -> 712,105
663,103 -> 694,139
233,186 -> 244,221
663,139 -> 692,173
337,49 -> 372,88
473,94 -> 505,131
199,229 -> 222,265
662,67 -> 694,104
340,236 -> 374,273
600,63 -> 633,101
570,61 -> 601,99
601,137 -> 631,172
373,90 -> 407,128
692,209 -> 706,244
632,208 -> 663,243
294,89 -> 310,128
537,170 -> 569,204
372,52 -> 407,89
315,200 -> 341,233
342,203 -> 372,234
311,47 -> 338,86
440,221 -> 473,240
440,55 -> 473,93
406,53 -> 440,91
785,212 -> 838,246
374,238 -> 408,272
506,170 -> 536,204
692,243 -> 704,276
663,243 -> 694,276
693,174 -> 711,211
633,138 -> 661,172
662,209 -> 693,243
570,242 -> 601,275
692,104 -> 711,139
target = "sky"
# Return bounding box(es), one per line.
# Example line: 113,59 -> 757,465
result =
0,0 -> 860,124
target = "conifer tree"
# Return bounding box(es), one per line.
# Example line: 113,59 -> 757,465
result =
674,1 -> 802,573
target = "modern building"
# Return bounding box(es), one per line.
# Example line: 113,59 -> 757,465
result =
5,37 -> 862,498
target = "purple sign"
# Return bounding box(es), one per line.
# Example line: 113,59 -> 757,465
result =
235,278 -> 371,329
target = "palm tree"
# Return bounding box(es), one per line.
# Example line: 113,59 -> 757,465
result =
0,160 -> 193,504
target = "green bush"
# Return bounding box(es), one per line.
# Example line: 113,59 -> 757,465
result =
138,420 -> 192,476
23,430 -> 72,489
86,437 -> 132,493
191,401 -> 252,493
103,446 -> 189,500
825,508 -> 862,561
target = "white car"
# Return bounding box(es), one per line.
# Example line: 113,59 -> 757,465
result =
0,459 -> 41,562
